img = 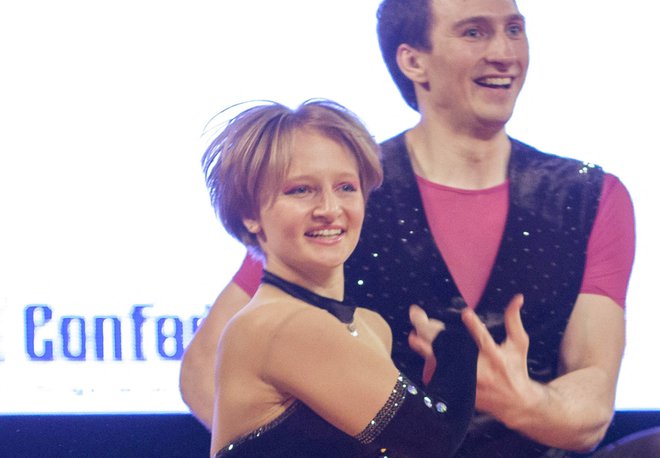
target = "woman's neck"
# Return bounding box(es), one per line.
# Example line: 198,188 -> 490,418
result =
263,263 -> 344,301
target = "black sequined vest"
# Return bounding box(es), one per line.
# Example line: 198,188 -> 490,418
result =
344,133 -> 603,457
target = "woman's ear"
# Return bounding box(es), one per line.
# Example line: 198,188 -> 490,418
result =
243,218 -> 261,234
396,43 -> 429,84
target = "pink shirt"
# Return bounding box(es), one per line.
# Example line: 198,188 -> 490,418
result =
233,174 -> 635,309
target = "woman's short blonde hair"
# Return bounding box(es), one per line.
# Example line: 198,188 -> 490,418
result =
202,99 -> 383,256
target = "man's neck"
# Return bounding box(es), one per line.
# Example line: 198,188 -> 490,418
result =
405,120 -> 512,190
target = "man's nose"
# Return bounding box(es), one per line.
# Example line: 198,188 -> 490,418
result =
486,32 -> 517,66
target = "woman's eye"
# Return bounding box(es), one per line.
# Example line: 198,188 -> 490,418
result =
284,185 -> 310,195
339,183 -> 358,192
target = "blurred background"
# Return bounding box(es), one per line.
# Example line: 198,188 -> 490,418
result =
1,0 -> 658,454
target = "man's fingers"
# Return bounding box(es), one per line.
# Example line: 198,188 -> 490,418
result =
504,294 -> 529,347
408,331 -> 432,356
409,304 -> 427,327
409,304 -> 445,340
461,308 -> 496,351
409,330 -> 437,385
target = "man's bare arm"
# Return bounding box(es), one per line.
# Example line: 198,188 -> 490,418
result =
462,293 -> 625,452
179,282 -> 250,429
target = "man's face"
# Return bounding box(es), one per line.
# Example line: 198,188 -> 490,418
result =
416,0 -> 529,132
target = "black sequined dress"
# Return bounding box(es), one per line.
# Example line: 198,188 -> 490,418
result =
215,271 -> 477,458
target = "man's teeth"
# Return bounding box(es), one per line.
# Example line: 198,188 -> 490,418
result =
307,229 -> 343,237
477,77 -> 513,88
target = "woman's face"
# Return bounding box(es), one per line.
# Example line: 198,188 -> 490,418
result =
244,128 -> 365,280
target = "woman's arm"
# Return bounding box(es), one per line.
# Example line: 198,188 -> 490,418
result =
264,306 -> 477,456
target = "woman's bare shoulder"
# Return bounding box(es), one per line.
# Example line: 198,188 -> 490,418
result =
355,307 -> 393,353
219,297 -> 305,348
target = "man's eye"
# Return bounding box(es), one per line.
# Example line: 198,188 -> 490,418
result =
507,24 -> 524,37
464,28 -> 483,38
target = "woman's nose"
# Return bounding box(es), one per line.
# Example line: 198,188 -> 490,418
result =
312,191 -> 341,220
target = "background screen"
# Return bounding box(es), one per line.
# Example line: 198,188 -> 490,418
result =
1,0 -> 658,414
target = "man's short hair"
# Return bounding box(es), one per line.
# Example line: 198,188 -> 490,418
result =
377,0 -> 433,111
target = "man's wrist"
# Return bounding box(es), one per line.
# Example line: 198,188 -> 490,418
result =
499,379 -> 548,431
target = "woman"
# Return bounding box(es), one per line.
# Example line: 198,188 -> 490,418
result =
202,99 -> 477,457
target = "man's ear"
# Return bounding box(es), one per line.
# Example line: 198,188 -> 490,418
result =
243,218 -> 261,234
396,43 -> 429,84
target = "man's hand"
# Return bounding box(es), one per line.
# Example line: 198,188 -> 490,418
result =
461,293 -> 625,451
460,294 -> 538,422
408,304 -> 445,385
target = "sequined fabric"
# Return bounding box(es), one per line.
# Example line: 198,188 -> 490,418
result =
215,401 -> 301,456
214,372 -> 459,458
356,375 -> 408,444
344,133 -> 603,456
214,399 -> 364,457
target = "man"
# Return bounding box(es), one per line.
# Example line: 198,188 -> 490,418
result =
181,0 -> 639,456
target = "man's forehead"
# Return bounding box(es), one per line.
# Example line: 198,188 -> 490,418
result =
431,0 -> 521,21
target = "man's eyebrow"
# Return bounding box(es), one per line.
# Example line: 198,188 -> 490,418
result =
452,13 -> 526,29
